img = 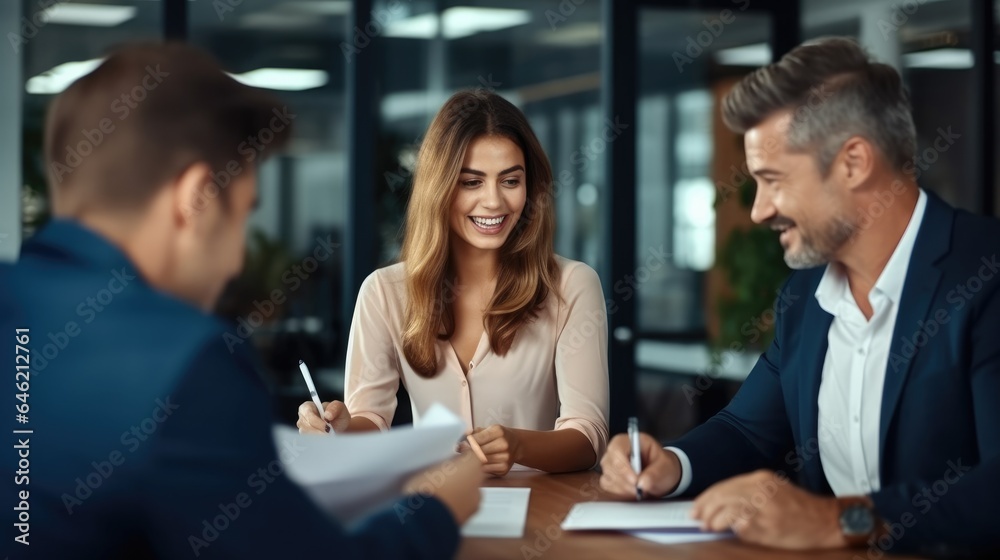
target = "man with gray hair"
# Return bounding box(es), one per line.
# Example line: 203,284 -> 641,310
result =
601,37 -> 1000,558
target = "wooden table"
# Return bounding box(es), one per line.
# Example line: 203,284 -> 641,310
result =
458,471 -> 926,560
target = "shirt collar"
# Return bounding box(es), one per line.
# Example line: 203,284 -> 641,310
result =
815,188 -> 928,314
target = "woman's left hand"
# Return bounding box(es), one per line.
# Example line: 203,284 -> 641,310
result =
460,425 -> 522,476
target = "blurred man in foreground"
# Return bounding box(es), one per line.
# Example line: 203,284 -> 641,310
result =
1,42 -> 481,559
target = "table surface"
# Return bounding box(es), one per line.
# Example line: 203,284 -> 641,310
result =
458,470 -> 926,560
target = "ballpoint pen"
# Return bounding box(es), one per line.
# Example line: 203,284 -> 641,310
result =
628,416 -> 643,501
299,360 -> 334,434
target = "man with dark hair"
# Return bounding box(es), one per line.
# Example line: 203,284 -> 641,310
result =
1,42 -> 482,559
601,37 -> 1000,557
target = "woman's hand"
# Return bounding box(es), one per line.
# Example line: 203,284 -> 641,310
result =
461,425 -> 522,476
296,400 -> 352,434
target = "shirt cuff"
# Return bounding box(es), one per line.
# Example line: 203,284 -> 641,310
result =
663,446 -> 692,498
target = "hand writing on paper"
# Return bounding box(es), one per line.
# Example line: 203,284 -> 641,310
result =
296,400 -> 351,434
459,425 -> 522,477
692,469 -> 845,549
599,432 -> 681,499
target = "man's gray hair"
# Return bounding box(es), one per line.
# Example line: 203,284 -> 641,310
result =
722,36 -> 916,175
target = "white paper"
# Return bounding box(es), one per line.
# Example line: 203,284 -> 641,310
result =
462,488 -> 531,538
561,500 -> 704,531
273,403 -> 465,524
627,530 -> 732,544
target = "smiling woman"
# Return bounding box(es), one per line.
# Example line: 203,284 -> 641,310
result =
296,90 -> 610,477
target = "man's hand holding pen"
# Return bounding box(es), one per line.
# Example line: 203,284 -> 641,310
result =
598,432 -> 683,501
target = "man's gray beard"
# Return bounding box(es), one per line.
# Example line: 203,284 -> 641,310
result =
784,214 -> 857,270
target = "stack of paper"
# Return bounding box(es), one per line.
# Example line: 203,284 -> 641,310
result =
273,403 -> 465,524
561,500 -> 732,544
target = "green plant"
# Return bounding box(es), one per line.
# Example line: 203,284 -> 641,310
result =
713,178 -> 789,353
214,228 -> 295,322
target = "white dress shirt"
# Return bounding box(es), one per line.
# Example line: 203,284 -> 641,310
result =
667,189 -> 927,498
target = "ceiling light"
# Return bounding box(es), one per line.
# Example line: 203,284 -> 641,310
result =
903,48 -> 973,69
229,68 -> 328,91
282,1 -> 351,16
714,42 -> 771,66
384,13 -> 438,39
26,58 -> 103,95
385,7 -> 531,40
43,4 -> 136,27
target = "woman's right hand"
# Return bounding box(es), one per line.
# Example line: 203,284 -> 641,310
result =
296,400 -> 352,434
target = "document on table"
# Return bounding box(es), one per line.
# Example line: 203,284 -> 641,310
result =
462,488 -> 531,538
626,530 -> 732,545
562,500 -> 702,530
561,500 -> 731,544
272,403 -> 464,525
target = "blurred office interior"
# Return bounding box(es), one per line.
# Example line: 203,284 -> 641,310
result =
2,0 -> 997,437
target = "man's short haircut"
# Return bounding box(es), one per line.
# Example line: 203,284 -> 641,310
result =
44,42 -> 292,215
721,36 -> 916,175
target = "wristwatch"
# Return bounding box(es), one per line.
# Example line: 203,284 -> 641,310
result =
837,496 -> 879,547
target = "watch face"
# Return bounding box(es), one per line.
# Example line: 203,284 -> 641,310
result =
841,505 -> 875,536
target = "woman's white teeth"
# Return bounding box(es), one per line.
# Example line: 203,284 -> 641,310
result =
472,216 -> 504,227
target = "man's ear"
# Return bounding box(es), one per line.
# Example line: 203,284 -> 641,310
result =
836,136 -> 875,191
171,162 -> 219,227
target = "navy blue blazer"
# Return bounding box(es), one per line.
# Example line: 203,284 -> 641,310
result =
671,191 -> 1000,557
1,220 -> 459,559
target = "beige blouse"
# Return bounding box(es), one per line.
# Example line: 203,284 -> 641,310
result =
343,256 -> 610,462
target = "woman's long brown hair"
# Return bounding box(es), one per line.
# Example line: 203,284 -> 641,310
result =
400,90 -> 560,378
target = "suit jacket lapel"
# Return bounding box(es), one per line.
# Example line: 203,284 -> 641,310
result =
879,193 -> 952,466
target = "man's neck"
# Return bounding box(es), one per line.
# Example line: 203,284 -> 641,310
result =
836,182 -> 920,311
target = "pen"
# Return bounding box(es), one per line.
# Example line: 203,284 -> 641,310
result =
299,360 -> 334,434
465,434 -> 488,463
628,416 -> 643,501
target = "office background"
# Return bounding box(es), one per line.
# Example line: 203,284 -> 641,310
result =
2,0 -> 997,436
